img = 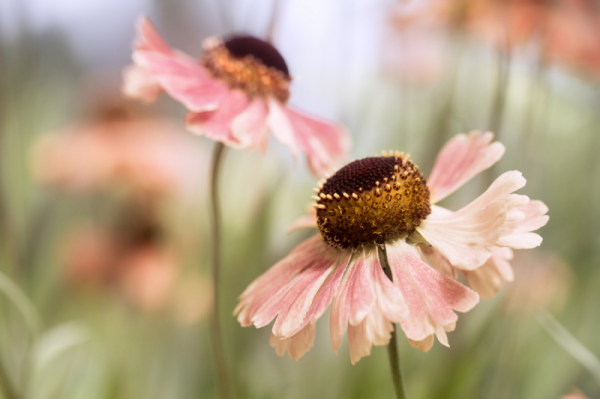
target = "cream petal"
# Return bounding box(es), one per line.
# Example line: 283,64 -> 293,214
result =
498,200 -> 548,249
419,171 -> 528,270
347,322 -> 372,365
269,322 -> 316,361
408,335 -> 434,352
466,247 -> 514,298
387,241 -> 479,348
122,65 -> 162,103
427,131 -> 505,203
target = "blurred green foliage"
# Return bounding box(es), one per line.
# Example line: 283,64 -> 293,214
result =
1,1 -> 600,398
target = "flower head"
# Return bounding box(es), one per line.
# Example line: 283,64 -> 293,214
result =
235,131 -> 548,363
31,106 -> 204,198
123,16 -> 350,175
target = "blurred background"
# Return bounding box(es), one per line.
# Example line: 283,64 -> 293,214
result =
1,0 -> 600,398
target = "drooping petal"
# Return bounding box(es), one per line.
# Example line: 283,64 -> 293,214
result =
387,241 -> 479,350
418,171 -> 528,270
427,131 -> 505,203
125,16 -> 231,110
234,235 -> 336,327
330,255 -> 376,352
185,90 -> 250,147
134,16 -> 172,53
253,260 -> 331,334
134,50 -> 230,112
466,247 -> 514,298
347,322 -> 373,364
231,98 -> 270,151
329,252 -> 406,359
269,322 -> 316,360
267,100 -> 350,176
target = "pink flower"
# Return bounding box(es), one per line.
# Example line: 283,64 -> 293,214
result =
235,131 -> 548,363
123,16 -> 350,175
31,108 -> 204,198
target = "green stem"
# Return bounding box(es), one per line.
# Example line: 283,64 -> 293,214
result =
377,245 -> 407,399
208,142 -> 230,399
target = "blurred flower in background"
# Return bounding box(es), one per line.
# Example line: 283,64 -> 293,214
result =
31,101 -> 204,198
30,98 -> 211,317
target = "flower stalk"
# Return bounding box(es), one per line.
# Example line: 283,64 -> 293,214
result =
378,245 -> 407,399
208,142 -> 231,399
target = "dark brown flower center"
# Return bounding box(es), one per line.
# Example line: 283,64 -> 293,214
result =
314,153 -> 431,249
200,35 -> 290,102
224,36 -> 289,77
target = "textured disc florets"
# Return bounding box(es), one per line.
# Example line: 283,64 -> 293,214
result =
201,35 -> 291,102
314,152 -> 431,249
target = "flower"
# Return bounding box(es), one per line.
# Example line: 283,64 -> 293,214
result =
62,206 -> 177,312
235,131 -> 548,364
31,105 -> 204,198
123,16 -> 350,175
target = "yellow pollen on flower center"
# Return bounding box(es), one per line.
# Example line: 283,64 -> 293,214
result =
200,37 -> 291,103
314,152 -> 431,249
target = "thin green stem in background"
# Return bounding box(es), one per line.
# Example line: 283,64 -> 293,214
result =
378,245 -> 407,399
537,309 -> 600,387
208,142 -> 231,399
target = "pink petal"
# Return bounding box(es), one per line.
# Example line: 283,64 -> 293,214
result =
419,245 -> 457,278
127,16 -> 230,111
267,100 -> 350,176
134,51 -> 230,112
269,322 -> 316,361
330,255 -> 376,352
134,16 -> 171,53
234,235 -> 335,326
427,131 -> 505,203
369,257 -> 407,322
185,90 -> 250,147
231,98 -> 270,151
387,241 -> 479,349
254,260 -> 332,334
283,107 -> 351,176
266,99 -> 302,158
418,171 -> 528,270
